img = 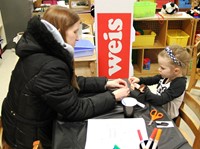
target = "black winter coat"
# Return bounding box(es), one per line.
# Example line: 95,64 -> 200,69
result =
1,16 -> 116,149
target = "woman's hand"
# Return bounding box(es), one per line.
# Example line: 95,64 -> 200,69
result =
112,87 -> 130,101
105,78 -> 128,90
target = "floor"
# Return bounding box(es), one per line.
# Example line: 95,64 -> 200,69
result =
0,48 -> 200,146
0,48 -> 19,109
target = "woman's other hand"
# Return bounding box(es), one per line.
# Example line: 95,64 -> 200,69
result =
112,87 -> 130,101
105,78 -> 128,90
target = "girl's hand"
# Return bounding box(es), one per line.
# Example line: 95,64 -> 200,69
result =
105,78 -> 128,90
128,77 -> 140,84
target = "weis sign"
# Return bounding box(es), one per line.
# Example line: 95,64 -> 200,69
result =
97,13 -> 131,78
95,0 -> 134,79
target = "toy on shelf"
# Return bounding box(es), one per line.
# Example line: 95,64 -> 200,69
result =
160,2 -> 179,15
135,28 -> 144,36
187,3 -> 200,18
143,58 -> 150,70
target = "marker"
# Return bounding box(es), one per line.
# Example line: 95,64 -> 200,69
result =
113,144 -> 120,149
137,129 -> 146,149
152,128 -> 162,149
146,128 -> 158,149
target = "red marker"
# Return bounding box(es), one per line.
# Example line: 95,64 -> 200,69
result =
137,129 -> 146,149
146,128 -> 158,149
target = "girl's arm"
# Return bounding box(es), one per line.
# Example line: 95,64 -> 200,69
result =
144,77 -> 186,106
139,75 -> 162,85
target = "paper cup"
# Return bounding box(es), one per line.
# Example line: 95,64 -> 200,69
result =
121,97 -> 137,118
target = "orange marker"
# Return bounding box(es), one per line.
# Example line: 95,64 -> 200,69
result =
152,129 -> 162,149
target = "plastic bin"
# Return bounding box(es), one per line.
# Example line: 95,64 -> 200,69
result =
132,30 -> 156,46
74,39 -> 95,58
167,29 -> 189,47
139,0 -> 155,2
134,2 -> 156,18
177,0 -> 191,9
74,49 -> 94,58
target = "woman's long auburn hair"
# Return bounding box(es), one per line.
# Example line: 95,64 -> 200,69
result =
42,5 -> 80,41
42,5 -> 80,90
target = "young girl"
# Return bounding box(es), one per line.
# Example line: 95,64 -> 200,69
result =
129,45 -> 191,120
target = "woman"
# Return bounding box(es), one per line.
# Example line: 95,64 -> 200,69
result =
1,6 -> 130,149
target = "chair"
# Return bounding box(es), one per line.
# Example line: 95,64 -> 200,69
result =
175,91 -> 200,149
187,41 -> 200,92
33,140 -> 43,149
0,117 -> 12,149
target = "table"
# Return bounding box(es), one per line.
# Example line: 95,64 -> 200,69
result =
52,103 -> 192,149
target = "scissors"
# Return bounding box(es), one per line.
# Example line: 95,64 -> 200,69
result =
148,109 -> 164,125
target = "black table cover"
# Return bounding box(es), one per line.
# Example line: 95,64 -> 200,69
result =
52,103 -> 192,149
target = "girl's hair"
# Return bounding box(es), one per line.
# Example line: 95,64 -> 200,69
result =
158,45 -> 191,76
42,5 -> 80,90
42,5 -> 80,42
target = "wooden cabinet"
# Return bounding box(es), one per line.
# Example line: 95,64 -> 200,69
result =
133,16 -> 194,77
75,53 -> 97,76
75,13 -> 96,77
0,10 -> 7,49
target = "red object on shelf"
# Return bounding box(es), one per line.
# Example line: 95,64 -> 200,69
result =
43,0 -> 57,5
156,0 -> 175,9
143,58 -> 151,70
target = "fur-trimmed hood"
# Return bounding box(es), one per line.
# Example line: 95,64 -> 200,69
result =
16,16 -> 73,68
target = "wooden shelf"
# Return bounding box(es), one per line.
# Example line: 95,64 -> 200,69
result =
132,40 -> 165,49
74,15 -> 96,77
132,13 -> 194,77
134,63 -> 159,77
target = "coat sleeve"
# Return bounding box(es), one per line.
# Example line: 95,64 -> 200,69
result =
77,76 -> 108,93
144,77 -> 186,106
32,60 -> 116,121
139,75 -> 162,85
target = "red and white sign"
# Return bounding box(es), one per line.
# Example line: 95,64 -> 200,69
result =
95,0 -> 134,79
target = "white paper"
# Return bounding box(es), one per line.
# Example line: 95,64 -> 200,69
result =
85,118 -> 148,149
